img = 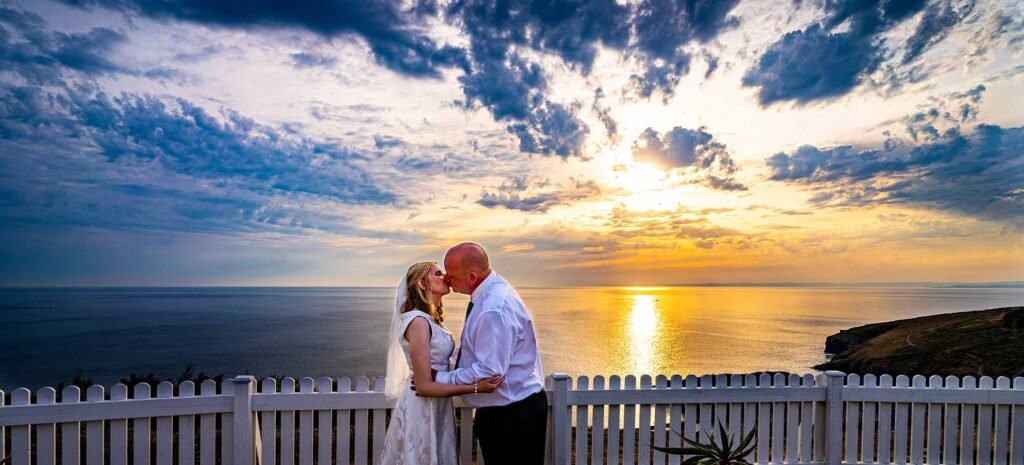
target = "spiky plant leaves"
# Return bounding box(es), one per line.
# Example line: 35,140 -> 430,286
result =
654,417 -> 758,465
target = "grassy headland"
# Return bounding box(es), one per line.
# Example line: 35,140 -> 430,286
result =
816,306 -> 1024,377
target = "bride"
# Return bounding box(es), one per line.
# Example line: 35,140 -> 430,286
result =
379,261 -> 504,465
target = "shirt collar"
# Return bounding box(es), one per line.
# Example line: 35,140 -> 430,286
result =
470,270 -> 499,304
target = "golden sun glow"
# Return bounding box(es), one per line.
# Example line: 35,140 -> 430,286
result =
618,163 -> 666,193
615,163 -> 680,212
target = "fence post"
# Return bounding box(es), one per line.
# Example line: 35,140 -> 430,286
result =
824,371 -> 846,465
550,374 -> 571,465
233,375 -> 257,465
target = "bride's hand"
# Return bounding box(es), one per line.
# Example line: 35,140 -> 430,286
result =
474,375 -> 505,393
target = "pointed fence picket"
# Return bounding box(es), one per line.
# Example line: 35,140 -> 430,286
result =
157,381 -> 174,465
371,377 -> 387,464
892,375 -> 909,465
961,376 -> 977,465
575,375 -> 589,465
179,381 -> 196,465
876,375 -> 893,465
607,375 -> 622,465
199,379 -> 218,465
111,383 -> 128,465
318,377 -> 333,465
591,376 -> 606,465
756,373 -> 771,463
621,375 -> 636,465
682,374 -> 698,455
299,377 -> 315,465
134,383 -> 151,465
652,375 -> 667,465
742,374 -> 757,463
221,379 -> 235,465
63,386 -> 81,465
2,371 -> 1023,465
38,388 -> 55,465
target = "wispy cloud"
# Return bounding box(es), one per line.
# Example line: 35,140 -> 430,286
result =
478,176 -> 601,213
290,52 -> 338,69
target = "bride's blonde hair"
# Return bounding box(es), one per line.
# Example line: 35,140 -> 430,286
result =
403,261 -> 444,325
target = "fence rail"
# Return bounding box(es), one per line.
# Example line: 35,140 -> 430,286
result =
1,372 -> 1023,465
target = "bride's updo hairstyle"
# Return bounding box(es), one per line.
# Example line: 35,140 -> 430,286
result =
403,261 -> 444,325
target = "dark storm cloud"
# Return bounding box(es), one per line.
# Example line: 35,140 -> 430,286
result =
505,102 -> 590,157
447,5 -> 598,158
767,124 -> 1024,226
902,0 -> 975,64
628,0 -> 740,99
456,52 -> 589,157
448,0 -> 741,155
631,126 -> 746,191
742,24 -> 884,106
446,0 -> 631,74
0,6 -> 130,83
477,175 -> 601,213
456,54 -> 545,122
0,5 -> 203,88
743,0 -> 976,106
57,0 -> 469,78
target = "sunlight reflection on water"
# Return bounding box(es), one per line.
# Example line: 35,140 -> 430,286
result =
627,293 -> 658,374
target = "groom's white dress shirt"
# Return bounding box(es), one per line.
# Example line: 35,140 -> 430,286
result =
436,271 -> 544,408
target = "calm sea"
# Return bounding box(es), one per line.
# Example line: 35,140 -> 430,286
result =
1,286 -> 1022,390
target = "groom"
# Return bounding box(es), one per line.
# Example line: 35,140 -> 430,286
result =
435,242 -> 547,465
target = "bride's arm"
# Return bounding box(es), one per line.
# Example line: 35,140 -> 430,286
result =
405,318 -> 502,398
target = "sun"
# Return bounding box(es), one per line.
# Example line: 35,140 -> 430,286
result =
618,163 -> 666,194
614,162 -> 682,211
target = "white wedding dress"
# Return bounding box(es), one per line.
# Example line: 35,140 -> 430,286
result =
379,310 -> 459,465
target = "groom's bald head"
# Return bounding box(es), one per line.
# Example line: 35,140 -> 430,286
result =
447,242 -> 490,271
444,243 -> 491,295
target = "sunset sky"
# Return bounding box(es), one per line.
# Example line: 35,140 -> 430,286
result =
0,0 -> 1021,286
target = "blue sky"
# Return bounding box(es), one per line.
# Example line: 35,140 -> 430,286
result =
0,0 -> 1021,286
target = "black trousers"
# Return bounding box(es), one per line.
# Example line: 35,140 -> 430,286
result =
473,390 -> 548,465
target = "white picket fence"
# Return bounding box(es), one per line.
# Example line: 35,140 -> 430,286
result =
1,371 -> 1022,465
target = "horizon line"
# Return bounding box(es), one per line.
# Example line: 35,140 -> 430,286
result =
2,281 -> 1023,289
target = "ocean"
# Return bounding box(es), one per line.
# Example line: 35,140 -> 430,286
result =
2,286 -> 1022,390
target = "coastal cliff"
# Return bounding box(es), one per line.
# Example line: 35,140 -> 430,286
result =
816,306 -> 1024,377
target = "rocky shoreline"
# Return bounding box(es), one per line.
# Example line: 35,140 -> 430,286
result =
816,306 -> 1024,377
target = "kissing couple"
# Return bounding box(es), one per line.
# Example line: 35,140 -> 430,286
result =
379,242 -> 547,465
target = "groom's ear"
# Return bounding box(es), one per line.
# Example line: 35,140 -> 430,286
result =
468,271 -> 478,284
